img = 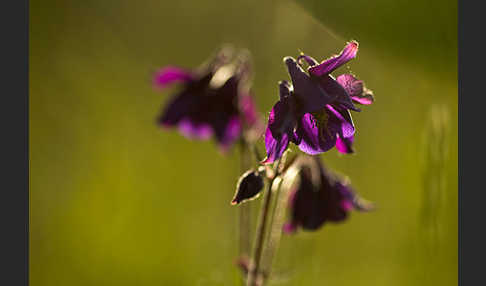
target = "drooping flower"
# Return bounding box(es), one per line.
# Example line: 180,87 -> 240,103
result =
154,47 -> 262,152
262,41 -> 374,164
283,156 -> 373,233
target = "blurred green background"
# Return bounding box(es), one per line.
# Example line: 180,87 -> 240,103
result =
30,0 -> 457,285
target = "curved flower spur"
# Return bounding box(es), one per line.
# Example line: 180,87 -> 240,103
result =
263,41 -> 375,164
154,46 -> 262,152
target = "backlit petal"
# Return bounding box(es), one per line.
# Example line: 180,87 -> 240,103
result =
308,41 -> 358,76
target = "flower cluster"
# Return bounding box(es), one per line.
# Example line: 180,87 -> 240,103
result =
154,47 -> 262,152
152,41 -> 376,285
263,41 -> 374,164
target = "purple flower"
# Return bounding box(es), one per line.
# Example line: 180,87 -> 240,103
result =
283,156 -> 373,233
262,41 -> 374,164
154,48 -> 261,151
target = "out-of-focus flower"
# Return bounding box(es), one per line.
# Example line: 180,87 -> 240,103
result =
263,41 -> 374,164
283,156 -> 373,233
154,47 -> 262,152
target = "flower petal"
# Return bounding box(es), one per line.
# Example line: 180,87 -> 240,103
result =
337,74 -> 374,105
336,182 -> 375,212
325,185 -> 350,222
294,113 -> 336,155
293,105 -> 355,155
317,75 -> 360,111
159,90 -> 214,140
262,127 -> 290,165
292,170 -> 328,231
158,89 -> 202,127
262,97 -> 297,164
153,66 -> 194,88
240,94 -> 259,127
335,134 -> 355,154
177,119 -> 213,139
209,108 -> 241,151
283,222 -> 297,234
208,76 -> 243,150
325,104 -> 355,139
336,74 -> 362,97
283,57 -> 333,113
283,187 -> 299,234
279,80 -> 292,100
216,116 -> 241,152
308,41 -> 359,76
297,54 -> 319,66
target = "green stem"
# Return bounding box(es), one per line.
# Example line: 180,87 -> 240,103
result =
239,140 -> 251,262
260,166 -> 298,280
246,159 -> 281,286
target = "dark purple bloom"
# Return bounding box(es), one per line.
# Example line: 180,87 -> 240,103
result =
263,41 -> 374,164
283,156 -> 373,233
154,48 -> 261,152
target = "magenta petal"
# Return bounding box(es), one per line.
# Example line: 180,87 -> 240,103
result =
297,54 -> 319,66
263,98 -> 297,164
262,127 -> 290,165
153,66 -> 194,88
340,199 -> 354,212
308,41 -> 359,76
352,95 -> 374,105
218,116 -> 242,152
294,113 -> 336,155
325,104 -> 355,139
336,74 -> 362,97
177,119 -> 213,139
335,134 -> 355,154
318,75 -> 360,111
283,222 -> 297,234
334,181 -> 374,212
337,74 -> 374,105
240,94 -> 258,127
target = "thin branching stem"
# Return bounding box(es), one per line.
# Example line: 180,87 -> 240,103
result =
261,165 -> 299,280
246,159 -> 281,286
238,140 -> 251,267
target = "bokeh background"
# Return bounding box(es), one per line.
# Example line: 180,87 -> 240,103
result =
30,0 -> 457,285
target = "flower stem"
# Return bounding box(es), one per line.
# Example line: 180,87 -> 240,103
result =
246,159 -> 281,286
238,140 -> 251,263
261,166 -> 299,280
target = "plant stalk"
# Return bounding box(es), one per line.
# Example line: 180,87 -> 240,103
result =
246,159 -> 281,286
261,165 -> 299,280
239,140 -> 251,262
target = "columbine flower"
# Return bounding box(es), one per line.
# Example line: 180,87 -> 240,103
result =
262,41 -> 374,164
154,47 -> 261,151
283,156 -> 373,233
